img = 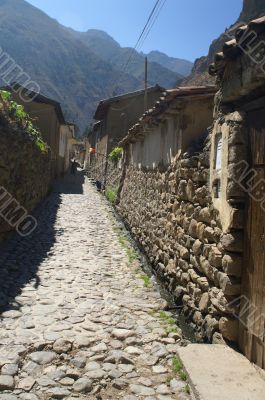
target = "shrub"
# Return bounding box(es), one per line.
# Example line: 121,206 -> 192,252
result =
109,147 -> 123,162
105,187 -> 117,203
0,90 -> 47,153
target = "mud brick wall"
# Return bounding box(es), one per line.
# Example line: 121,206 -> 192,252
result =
118,139 -> 244,344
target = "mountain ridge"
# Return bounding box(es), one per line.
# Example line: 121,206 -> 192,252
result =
0,0 -> 191,133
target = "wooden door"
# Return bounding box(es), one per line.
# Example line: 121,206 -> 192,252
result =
239,109 -> 265,369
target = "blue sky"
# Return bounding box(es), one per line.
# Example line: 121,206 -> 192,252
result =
26,0 -> 243,62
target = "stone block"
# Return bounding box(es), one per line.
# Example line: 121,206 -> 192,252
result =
222,253 -> 242,277
193,239 -> 203,256
219,317 -> 239,342
198,207 -> 212,223
220,232 -> 243,252
217,272 -> 241,295
199,293 -> 210,313
208,247 -> 222,268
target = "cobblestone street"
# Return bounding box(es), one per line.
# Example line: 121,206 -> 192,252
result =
0,172 -> 189,400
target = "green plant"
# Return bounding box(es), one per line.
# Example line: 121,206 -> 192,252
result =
105,188 -> 117,203
127,248 -> 137,263
185,384 -> 190,394
166,375 -> 173,384
0,90 -> 47,153
171,356 -> 188,382
172,356 -> 183,374
179,371 -> 187,381
159,311 -> 175,326
10,101 -> 27,120
139,274 -> 151,287
109,147 -> 123,162
0,90 -> 12,101
166,326 -> 178,334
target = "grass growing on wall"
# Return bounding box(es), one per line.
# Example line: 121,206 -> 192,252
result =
0,90 -> 48,153
105,187 -> 118,204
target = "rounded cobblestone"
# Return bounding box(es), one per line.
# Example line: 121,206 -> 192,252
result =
0,174 -> 189,399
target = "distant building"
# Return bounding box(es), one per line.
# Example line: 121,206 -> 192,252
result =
87,85 -> 164,180
93,85 -> 165,156
59,123 -> 75,174
120,86 -> 216,168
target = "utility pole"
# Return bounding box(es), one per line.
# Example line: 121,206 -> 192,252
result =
144,56 -> 148,112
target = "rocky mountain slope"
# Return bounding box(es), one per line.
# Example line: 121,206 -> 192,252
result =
0,0 -> 190,133
146,50 -> 193,76
69,29 -> 186,89
0,0 -> 141,132
183,0 -> 265,86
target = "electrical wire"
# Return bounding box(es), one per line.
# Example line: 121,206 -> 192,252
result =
111,0 -> 165,95
137,0 -> 168,53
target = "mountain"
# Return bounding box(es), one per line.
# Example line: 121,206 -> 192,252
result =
0,0 -> 142,133
183,0 -> 265,86
69,29 -> 184,89
0,0 -> 186,133
146,51 -> 193,77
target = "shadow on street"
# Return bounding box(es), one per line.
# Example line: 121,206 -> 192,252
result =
0,169 -> 85,315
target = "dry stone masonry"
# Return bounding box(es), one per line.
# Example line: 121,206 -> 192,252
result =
118,143 -> 242,344
0,96 -> 51,242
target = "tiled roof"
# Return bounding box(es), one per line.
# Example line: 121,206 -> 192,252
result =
119,86 -> 216,146
209,15 -> 265,77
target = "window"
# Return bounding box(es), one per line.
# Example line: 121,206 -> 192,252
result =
215,134 -> 222,170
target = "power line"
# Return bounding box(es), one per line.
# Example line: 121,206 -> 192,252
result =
111,0 -> 164,95
137,0 -> 168,53
134,0 -> 161,51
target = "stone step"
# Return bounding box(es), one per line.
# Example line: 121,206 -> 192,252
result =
177,344 -> 265,400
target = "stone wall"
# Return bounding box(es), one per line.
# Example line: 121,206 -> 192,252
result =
0,109 -> 51,241
118,138 -> 243,344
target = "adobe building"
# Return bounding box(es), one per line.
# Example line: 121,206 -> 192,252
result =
119,86 -> 216,168
88,85 -> 164,181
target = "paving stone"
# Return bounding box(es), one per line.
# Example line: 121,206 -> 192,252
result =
36,376 -> 56,387
53,339 -> 72,354
59,377 -> 75,386
19,395 -> 39,400
0,374 -> 15,390
18,376 -> 36,391
1,310 -> 22,319
73,377 -> 93,393
1,363 -> 19,376
113,378 -> 128,389
156,384 -> 172,394
112,329 -> 135,340
125,346 -> 143,355
85,361 -> 101,371
0,176 -> 187,398
130,384 -> 156,396
85,369 -> 105,379
29,352 -> 57,365
70,356 -> 86,369
152,365 -> 168,374
170,378 -> 186,393
46,387 -> 71,398
0,395 -> 18,400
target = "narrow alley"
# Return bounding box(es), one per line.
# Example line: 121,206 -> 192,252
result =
0,172 -> 189,400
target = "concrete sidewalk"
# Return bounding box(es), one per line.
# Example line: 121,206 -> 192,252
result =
177,344 -> 265,400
